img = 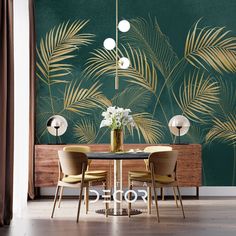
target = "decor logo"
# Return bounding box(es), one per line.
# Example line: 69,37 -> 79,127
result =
88,189 -> 148,204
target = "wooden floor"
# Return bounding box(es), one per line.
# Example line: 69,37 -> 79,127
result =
1,197 -> 236,236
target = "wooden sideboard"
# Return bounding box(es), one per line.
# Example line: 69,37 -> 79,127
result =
35,144 -> 202,189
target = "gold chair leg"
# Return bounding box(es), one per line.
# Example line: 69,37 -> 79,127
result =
151,163 -> 160,222
173,187 -> 179,208
153,185 -> 160,222
58,186 -> 64,208
161,187 -> 165,201
85,186 -> 89,214
83,187 -> 86,205
176,186 -> 185,219
51,185 -> 60,218
128,179 -> 132,218
147,186 -> 152,214
77,184 -> 84,223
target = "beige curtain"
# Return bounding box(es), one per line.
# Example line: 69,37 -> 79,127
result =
0,0 -> 14,226
28,0 -> 36,199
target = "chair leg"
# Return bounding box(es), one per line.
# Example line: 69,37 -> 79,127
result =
85,186 -> 89,214
161,187 -> 165,201
147,186 -> 152,214
153,185 -> 160,222
104,181 -> 109,217
58,186 -> 64,208
173,187 -> 179,208
76,184 -> 84,223
51,185 -> 60,218
128,179 -> 132,218
176,186 -> 185,219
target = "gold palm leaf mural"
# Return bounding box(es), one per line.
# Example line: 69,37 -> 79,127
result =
74,119 -> 97,143
37,20 -> 94,85
124,17 -> 179,79
112,85 -> 151,112
85,45 -> 158,94
187,125 -> 207,144
174,71 -> 220,122
121,45 -> 158,94
185,19 -> 236,73
131,113 -> 163,143
63,81 -> 111,115
206,114 -> 236,145
216,79 -> 236,118
84,47 -> 118,79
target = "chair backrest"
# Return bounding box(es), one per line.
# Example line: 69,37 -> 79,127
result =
144,146 -> 172,152
143,146 -> 173,170
63,145 -> 91,169
58,151 -> 88,176
149,150 -> 178,176
63,145 -> 91,153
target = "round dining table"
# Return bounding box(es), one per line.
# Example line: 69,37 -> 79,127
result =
87,151 -> 150,216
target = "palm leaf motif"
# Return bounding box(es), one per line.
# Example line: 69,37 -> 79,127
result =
206,114 -> 236,145
132,113 -> 163,143
85,45 -> 158,94
36,20 -> 94,85
216,79 -> 236,119
74,119 -> 97,143
112,85 -> 151,112
184,19 -> 236,74
63,81 -> 111,115
121,45 -> 158,93
125,17 -> 179,79
187,125 -> 207,144
174,71 -> 220,122
84,47 -> 118,79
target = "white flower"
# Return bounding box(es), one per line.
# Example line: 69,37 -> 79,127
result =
123,108 -> 131,117
107,106 -> 116,115
100,106 -> 136,130
100,118 -> 112,128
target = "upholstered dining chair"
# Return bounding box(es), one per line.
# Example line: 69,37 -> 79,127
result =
57,145 -> 108,214
51,151 -> 108,222
128,146 -> 178,214
128,151 -> 185,222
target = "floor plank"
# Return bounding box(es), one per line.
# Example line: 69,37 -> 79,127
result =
1,198 -> 236,236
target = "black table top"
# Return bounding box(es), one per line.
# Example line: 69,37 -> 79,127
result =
87,152 -> 150,160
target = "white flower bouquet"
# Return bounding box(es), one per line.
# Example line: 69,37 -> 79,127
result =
100,106 -> 135,130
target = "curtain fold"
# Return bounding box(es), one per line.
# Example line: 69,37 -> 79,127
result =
28,0 -> 36,200
0,0 -> 14,226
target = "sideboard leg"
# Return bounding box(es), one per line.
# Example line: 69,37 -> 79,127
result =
196,187 -> 199,199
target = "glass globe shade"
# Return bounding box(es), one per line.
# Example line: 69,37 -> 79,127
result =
118,20 -> 130,32
119,57 -> 130,69
103,38 -> 116,50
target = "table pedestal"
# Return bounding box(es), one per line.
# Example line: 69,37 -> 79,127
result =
114,159 -> 122,215
96,159 -> 142,216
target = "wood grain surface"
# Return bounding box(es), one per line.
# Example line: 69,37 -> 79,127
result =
35,144 -> 202,187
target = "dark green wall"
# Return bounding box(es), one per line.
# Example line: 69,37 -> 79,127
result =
35,0 -> 236,186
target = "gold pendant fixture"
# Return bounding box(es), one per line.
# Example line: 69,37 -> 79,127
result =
103,0 -> 130,90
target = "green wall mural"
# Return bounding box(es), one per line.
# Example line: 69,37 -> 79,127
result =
35,0 -> 236,186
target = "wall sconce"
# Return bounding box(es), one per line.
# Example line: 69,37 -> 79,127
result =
47,115 -> 68,144
168,115 -> 190,144
103,0 -> 130,90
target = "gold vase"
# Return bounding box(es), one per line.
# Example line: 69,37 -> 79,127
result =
110,129 -> 124,152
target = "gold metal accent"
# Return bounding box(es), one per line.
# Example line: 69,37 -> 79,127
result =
115,0 -> 119,90
110,129 -> 123,152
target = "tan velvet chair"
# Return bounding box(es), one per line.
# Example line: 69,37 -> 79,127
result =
128,150 -> 185,222
57,145 -> 108,214
129,146 -> 178,213
51,151 -> 108,222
